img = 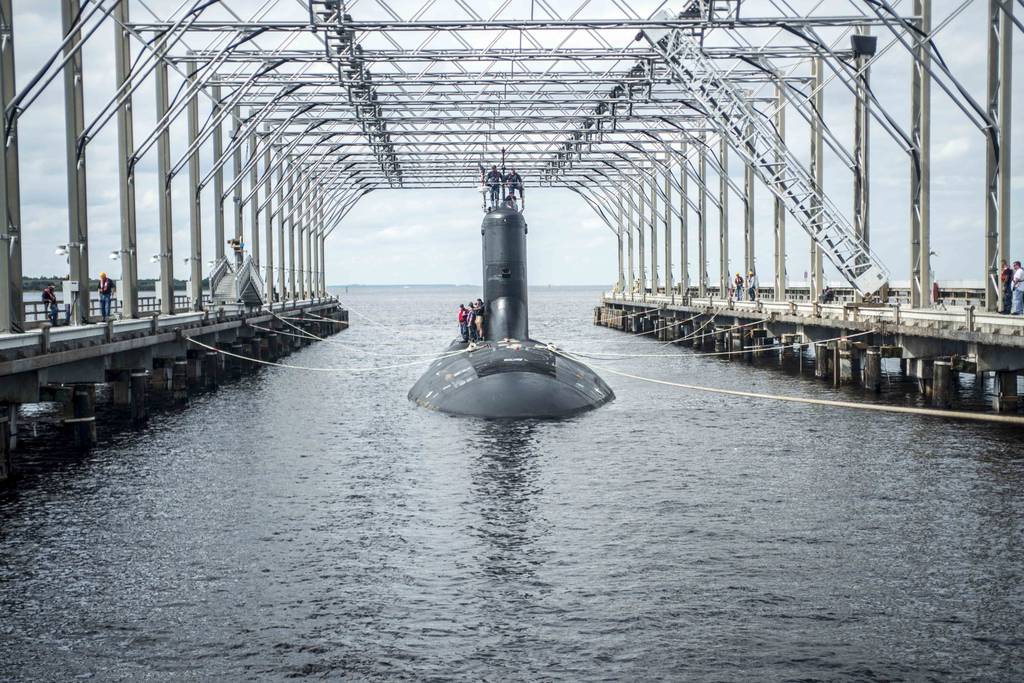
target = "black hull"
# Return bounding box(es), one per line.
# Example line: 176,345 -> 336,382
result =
408,340 -> 614,419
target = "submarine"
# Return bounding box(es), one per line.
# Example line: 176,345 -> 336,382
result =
408,207 -> 614,418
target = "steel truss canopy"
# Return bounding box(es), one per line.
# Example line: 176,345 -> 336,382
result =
0,0 -> 1012,331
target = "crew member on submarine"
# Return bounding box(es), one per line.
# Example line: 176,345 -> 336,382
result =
408,178 -> 613,419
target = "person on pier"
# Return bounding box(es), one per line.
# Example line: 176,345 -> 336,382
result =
1000,261 -> 1013,314
733,273 -> 744,301
42,284 -> 59,327
746,271 -> 758,301
1012,261 -> 1024,315
97,272 -> 116,322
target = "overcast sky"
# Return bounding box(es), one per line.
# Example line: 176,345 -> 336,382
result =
9,1 -> 1023,288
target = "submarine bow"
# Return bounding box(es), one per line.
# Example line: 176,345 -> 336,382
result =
408,207 -> 614,419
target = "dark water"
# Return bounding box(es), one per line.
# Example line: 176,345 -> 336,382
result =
1,286 -> 1022,681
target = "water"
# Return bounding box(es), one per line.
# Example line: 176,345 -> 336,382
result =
1,286 -> 1022,681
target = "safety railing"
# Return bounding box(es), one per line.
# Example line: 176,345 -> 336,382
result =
22,295 -> 204,326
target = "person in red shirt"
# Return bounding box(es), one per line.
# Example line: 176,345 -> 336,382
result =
458,304 -> 469,342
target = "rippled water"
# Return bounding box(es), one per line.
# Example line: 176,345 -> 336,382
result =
1,286 -> 1022,681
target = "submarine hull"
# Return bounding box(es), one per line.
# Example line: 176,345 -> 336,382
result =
408,340 -> 613,419
409,207 -> 614,418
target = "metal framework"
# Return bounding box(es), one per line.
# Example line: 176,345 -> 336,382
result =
0,0 -> 1017,332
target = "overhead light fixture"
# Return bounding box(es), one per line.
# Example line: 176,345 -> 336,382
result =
150,254 -> 160,264
850,34 -> 878,58
109,250 -> 120,260
55,244 -> 68,256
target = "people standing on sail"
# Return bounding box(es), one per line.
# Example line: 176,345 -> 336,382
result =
458,304 -> 470,342
505,168 -> 524,208
485,165 -> 503,207
472,299 -> 485,341
98,271 -> 116,322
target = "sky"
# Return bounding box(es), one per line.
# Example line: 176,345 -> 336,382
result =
8,1 -> 1024,289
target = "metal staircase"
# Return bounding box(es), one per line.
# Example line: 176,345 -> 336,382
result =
642,11 -> 889,296
209,254 -> 266,308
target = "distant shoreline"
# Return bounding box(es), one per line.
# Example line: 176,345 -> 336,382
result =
328,283 -> 607,289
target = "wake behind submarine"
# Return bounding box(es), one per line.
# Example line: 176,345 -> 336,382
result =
408,207 -> 614,418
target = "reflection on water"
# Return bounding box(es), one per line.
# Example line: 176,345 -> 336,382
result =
468,422 -> 544,581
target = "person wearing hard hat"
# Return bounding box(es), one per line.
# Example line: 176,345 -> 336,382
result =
97,271 -> 116,322
733,272 -> 744,301
746,271 -> 758,301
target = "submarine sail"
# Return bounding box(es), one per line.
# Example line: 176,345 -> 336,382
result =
408,207 -> 614,419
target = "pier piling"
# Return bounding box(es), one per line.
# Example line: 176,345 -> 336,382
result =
65,385 -> 97,449
864,348 -> 882,392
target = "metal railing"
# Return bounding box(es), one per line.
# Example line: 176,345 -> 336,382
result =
23,295 -> 204,325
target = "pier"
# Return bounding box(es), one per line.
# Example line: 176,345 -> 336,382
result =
595,289 -> 1023,415
0,299 -> 347,481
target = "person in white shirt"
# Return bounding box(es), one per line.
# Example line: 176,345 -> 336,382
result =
1012,261 -> 1024,315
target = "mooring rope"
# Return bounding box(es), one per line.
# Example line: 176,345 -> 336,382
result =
248,321 -> 448,359
565,326 -> 869,361
552,349 -> 1024,427
186,337 -> 465,373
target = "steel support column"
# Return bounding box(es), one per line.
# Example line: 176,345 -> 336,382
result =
307,185 -> 315,297
679,141 -> 688,296
698,134 -> 708,297
637,175 -> 646,301
186,61 -> 202,311
154,42 -> 174,315
663,152 -> 673,301
773,85 -> 786,302
276,157 -> 285,301
297,177 -> 306,299
719,136 -> 729,295
263,138 -> 273,303
231,107 -> 243,246
679,141 -> 689,296
211,85 -> 225,261
997,1 -> 1013,310
0,0 -> 20,333
112,2 -> 137,319
248,124 -> 259,266
626,187 -> 635,300
744,124 -> 755,280
616,188 -> 625,293
810,57 -> 825,302
287,160 -> 295,299
61,0 -> 90,324
319,232 -> 326,295
910,2 -> 932,308
854,26 -> 871,303
649,161 -> 659,294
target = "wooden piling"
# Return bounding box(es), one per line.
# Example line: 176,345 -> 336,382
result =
993,371 -> 1019,412
0,404 -> 12,482
65,385 -> 97,449
932,360 -> 953,408
864,348 -> 882,392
